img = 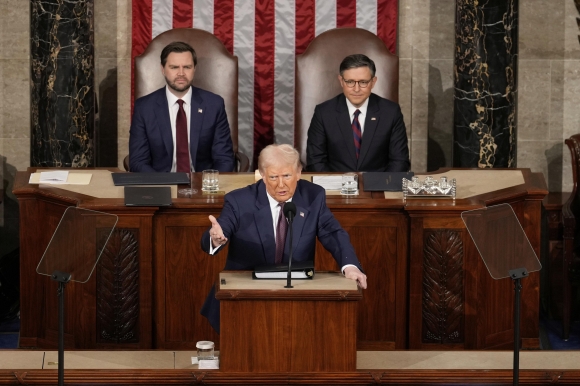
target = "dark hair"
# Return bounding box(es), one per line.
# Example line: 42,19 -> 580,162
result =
160,41 -> 197,67
339,54 -> 376,77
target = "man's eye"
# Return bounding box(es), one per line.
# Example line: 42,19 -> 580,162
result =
359,80 -> 369,86
345,80 -> 355,86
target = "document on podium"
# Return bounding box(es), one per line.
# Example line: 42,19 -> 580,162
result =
253,261 -> 314,279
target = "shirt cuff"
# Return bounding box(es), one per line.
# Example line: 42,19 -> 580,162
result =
341,264 -> 357,275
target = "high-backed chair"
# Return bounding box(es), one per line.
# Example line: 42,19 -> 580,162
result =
128,28 -> 249,172
294,27 -> 399,167
562,134 -> 580,339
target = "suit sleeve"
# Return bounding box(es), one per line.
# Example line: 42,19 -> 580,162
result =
129,99 -> 157,173
314,192 -> 363,271
211,99 -> 235,172
306,105 -> 330,172
200,193 -> 239,254
386,105 -> 411,172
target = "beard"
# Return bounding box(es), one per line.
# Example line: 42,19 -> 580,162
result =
166,76 -> 193,93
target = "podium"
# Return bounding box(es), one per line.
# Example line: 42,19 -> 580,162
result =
215,272 -> 362,372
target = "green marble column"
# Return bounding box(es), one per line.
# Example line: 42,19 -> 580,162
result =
30,0 -> 94,167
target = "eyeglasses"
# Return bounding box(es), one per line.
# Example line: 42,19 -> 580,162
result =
342,78 -> 373,88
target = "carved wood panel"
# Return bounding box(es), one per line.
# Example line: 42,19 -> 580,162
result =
96,228 -> 140,344
422,229 -> 464,344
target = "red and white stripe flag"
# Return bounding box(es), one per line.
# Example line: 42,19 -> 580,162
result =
132,0 -> 398,167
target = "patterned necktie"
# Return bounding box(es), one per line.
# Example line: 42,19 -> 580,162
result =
275,202 -> 287,264
352,109 -> 362,159
176,99 -> 189,172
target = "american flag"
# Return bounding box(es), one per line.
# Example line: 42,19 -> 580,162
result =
132,0 -> 398,167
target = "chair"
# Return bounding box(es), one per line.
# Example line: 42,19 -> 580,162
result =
127,28 -> 249,172
562,134 -> 580,339
294,27 -> 399,167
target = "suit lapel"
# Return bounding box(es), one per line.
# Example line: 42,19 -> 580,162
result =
189,87 -> 204,170
155,90 -> 174,157
254,182 -> 276,265
358,94 -> 380,167
285,186 -> 308,261
335,95 -> 358,169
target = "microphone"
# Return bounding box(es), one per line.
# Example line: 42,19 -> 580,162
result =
283,202 -> 297,288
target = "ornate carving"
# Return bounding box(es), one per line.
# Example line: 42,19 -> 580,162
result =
96,228 -> 139,343
422,230 -> 464,344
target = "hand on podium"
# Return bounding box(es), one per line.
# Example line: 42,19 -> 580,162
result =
208,215 -> 228,248
344,266 -> 367,289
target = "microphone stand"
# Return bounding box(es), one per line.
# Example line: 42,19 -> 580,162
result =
284,210 -> 295,289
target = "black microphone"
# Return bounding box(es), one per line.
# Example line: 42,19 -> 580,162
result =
283,202 -> 297,288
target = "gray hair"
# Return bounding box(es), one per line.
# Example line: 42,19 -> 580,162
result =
258,144 -> 301,174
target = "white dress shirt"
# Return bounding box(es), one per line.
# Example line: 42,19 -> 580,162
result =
345,97 -> 370,136
165,86 -> 193,172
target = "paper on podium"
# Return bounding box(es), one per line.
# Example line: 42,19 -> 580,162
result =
29,172 -> 92,185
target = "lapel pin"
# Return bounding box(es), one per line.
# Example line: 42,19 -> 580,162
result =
198,108 -> 203,113
371,117 -> 376,121
300,212 -> 304,217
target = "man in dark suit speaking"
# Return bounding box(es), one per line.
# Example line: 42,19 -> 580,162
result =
306,54 -> 410,172
200,144 -> 367,332
129,41 -> 235,172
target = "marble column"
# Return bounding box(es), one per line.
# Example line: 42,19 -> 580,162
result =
30,0 -> 94,167
453,0 -> 518,168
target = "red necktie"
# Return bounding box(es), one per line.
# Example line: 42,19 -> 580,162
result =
275,202 -> 287,264
176,99 -> 189,172
352,109 -> 362,159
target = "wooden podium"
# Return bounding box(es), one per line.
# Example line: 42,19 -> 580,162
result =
215,271 -> 362,372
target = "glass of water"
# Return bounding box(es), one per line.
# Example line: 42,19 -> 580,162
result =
340,172 -> 358,195
202,169 -> 219,192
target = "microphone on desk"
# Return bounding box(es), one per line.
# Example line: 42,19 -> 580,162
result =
283,202 -> 297,288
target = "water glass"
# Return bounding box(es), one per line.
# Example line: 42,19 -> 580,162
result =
202,169 -> 219,192
341,173 -> 358,195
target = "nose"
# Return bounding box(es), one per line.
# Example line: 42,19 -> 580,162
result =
177,67 -> 184,75
353,82 -> 361,91
277,177 -> 284,187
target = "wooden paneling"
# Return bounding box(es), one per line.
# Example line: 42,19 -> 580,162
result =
13,169 -> 548,352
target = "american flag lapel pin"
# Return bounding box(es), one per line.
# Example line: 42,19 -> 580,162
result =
371,117 -> 376,121
300,212 -> 304,217
198,108 -> 203,113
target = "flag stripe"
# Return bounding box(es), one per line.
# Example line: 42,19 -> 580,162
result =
173,0 -> 193,28
295,0 -> 315,55
193,0 -> 214,32
357,0 -> 377,34
253,0 -> 276,166
378,0 -> 397,53
273,0 -> 295,145
336,0 -> 356,28
152,0 -> 172,39
214,0 -> 234,53
233,0 -> 255,162
315,0 -> 336,36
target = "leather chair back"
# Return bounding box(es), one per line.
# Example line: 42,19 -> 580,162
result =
294,27 -> 399,166
562,133 -> 580,339
134,28 -> 248,171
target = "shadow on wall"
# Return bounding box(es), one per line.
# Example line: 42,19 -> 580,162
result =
427,64 -> 454,172
0,155 -> 19,258
96,67 -> 118,167
546,143 -> 564,192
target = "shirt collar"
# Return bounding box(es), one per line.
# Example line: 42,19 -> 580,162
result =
345,96 -> 369,118
165,85 -> 192,107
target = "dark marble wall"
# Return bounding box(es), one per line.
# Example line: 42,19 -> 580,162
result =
453,0 -> 518,168
30,0 -> 94,167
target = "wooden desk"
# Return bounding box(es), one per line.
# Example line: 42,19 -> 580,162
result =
216,271 -> 361,372
13,168 -> 547,351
